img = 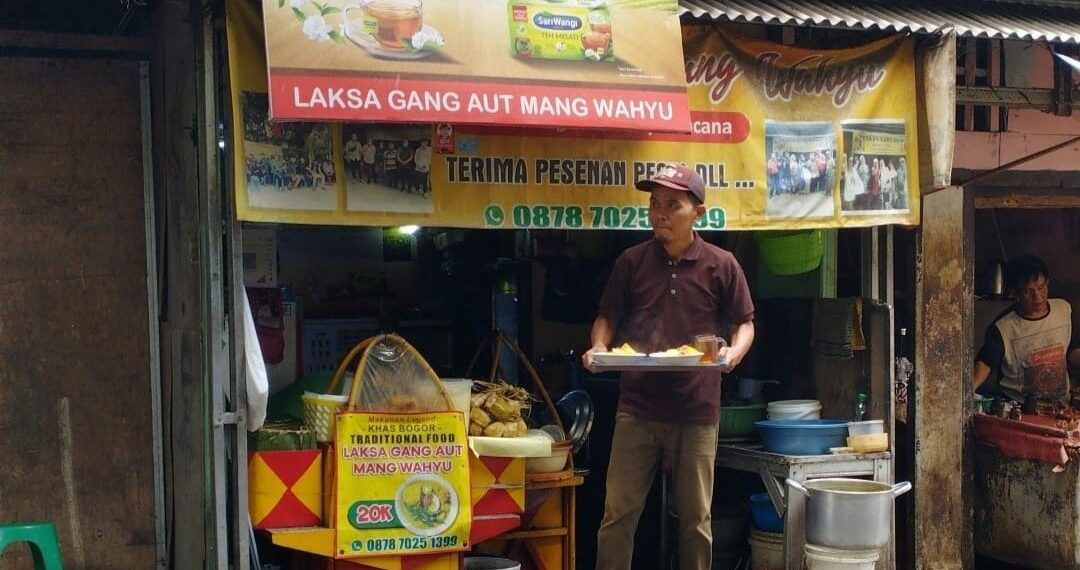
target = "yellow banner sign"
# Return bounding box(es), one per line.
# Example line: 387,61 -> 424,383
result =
851,129 -> 907,156
335,412 -> 470,558
229,2 -> 921,229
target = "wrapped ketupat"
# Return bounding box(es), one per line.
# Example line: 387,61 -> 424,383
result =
471,407 -> 492,428
483,421 -> 508,437
485,392 -> 522,422
469,380 -> 534,438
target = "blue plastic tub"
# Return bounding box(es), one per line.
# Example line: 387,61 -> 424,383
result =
755,419 -> 849,455
748,492 -> 783,533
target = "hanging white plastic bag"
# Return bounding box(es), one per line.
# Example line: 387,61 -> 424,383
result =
243,292 -> 270,431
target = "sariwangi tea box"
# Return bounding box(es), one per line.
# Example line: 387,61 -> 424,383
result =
509,0 -> 613,62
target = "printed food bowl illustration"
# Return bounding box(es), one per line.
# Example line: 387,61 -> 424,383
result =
394,474 -> 459,536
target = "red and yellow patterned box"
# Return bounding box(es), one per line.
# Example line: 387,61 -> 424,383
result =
249,449 -> 324,529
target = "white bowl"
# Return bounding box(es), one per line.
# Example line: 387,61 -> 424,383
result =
592,352 -> 647,366
393,474 -> 458,537
526,429 -> 555,442
539,424 -> 567,443
526,445 -> 570,473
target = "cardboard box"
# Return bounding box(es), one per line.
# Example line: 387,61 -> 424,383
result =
508,0 -> 613,62
243,228 -> 278,288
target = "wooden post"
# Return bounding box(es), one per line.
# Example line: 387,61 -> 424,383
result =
913,185 -> 975,570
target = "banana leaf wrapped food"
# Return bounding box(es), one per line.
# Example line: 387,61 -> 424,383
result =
468,380 -> 534,438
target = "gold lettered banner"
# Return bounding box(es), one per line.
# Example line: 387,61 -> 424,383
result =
260,0 -> 689,131
852,130 -> 907,156
228,3 -> 921,229
334,412 -> 470,558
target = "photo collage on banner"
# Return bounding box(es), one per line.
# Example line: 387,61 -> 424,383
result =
840,121 -> 910,214
343,124 -> 435,214
242,92 -> 336,211
764,122 -> 837,219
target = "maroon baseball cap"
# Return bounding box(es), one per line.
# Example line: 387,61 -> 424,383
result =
635,163 -> 706,203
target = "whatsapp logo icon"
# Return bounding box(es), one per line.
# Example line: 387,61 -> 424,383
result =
484,205 -> 505,227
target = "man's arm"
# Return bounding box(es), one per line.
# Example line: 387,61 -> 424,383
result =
719,320 -> 755,374
583,315 -> 616,373
975,323 -> 1005,392
974,360 -> 993,390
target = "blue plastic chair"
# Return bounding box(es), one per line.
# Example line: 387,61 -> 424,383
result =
0,522 -> 64,569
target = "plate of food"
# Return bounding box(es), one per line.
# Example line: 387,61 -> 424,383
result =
592,343 -> 647,366
394,474 -> 458,537
647,345 -> 704,366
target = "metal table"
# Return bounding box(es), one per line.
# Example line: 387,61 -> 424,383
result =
715,444 -> 894,570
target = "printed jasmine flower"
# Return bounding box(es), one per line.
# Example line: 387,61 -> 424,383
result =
410,25 -> 444,50
289,0 -> 306,8
303,15 -> 333,41
411,31 -> 430,49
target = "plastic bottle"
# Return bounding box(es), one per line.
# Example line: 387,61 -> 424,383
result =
853,392 -> 869,421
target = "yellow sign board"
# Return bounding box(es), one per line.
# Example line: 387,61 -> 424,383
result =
228,2 -> 921,228
851,130 -> 907,156
334,412 -> 470,558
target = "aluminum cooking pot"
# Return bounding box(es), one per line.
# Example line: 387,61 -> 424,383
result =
786,478 -> 911,549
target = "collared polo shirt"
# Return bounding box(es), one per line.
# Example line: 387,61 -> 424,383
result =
598,234 -> 754,424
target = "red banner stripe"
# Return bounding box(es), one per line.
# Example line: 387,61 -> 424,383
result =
269,73 -> 692,133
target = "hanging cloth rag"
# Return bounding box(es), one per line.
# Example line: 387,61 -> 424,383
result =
243,292 -> 270,431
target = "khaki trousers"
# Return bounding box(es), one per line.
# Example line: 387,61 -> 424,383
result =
595,413 -> 719,570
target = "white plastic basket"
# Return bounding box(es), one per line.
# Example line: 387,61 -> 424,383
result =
301,318 -> 379,375
301,392 -> 348,442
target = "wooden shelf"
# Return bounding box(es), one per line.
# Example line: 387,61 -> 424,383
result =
526,475 -> 585,491
497,527 -> 569,540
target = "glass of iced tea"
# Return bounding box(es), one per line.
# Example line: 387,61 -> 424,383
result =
694,334 -> 723,364
361,0 -> 423,51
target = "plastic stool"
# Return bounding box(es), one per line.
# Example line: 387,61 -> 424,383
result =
0,522 -> 64,569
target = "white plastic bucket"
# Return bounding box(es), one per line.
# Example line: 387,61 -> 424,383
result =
463,557 -> 521,570
749,528 -> 784,570
767,399 -> 821,420
440,378 -> 474,427
805,544 -> 880,570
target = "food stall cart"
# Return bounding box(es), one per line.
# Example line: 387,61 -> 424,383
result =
254,334 -> 584,570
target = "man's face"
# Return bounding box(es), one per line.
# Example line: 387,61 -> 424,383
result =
1016,275 -> 1050,315
648,187 -> 704,244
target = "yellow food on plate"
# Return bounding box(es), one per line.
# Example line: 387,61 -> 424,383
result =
654,345 -> 703,357
611,343 -> 643,355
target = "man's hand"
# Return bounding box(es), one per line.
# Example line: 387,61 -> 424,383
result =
583,344 -> 608,374
719,320 -> 756,374
717,345 -> 743,374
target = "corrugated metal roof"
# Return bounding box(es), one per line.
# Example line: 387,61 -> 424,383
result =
678,0 -> 1080,43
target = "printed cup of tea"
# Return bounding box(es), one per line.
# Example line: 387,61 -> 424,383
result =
346,0 -> 423,51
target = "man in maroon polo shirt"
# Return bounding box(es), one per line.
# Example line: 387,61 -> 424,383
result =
584,163 -> 755,570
